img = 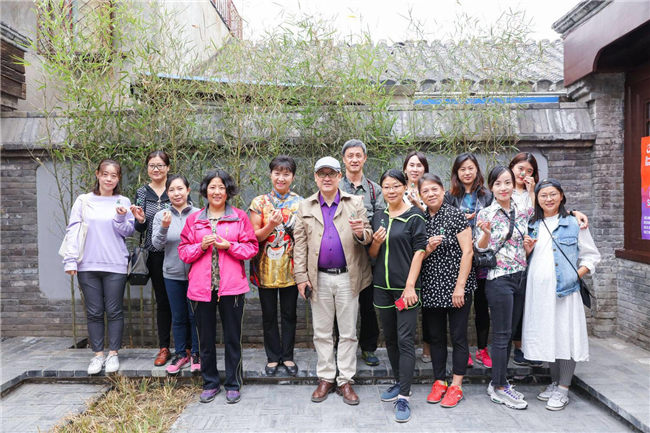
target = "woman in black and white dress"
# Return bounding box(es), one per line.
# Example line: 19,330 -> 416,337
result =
419,174 -> 476,409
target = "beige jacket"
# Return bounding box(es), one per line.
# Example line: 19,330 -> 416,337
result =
293,190 -> 373,296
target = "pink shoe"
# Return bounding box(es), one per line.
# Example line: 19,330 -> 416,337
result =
190,353 -> 201,374
467,353 -> 474,368
475,348 -> 492,368
166,352 -> 190,375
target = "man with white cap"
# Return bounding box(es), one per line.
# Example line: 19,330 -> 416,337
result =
294,156 -> 373,405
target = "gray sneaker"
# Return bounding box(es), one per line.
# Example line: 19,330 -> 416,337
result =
537,382 -> 558,401
87,355 -> 105,375
546,390 -> 569,411
490,384 -> 528,409
105,354 -> 119,373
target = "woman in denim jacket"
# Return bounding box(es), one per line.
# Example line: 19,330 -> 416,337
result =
522,179 -> 600,411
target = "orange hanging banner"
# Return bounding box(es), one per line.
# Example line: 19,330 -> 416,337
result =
642,136 -> 650,240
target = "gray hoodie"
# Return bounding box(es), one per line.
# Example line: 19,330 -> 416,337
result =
152,205 -> 200,280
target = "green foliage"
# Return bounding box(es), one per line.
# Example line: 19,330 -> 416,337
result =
29,2 -> 539,208
26,1 -> 541,343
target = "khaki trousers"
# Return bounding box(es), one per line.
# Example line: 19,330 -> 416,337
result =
312,271 -> 359,386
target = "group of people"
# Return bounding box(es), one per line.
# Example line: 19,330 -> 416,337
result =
61,140 -> 601,422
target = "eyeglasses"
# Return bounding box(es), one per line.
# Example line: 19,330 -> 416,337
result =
316,171 -> 339,179
539,192 -> 560,200
148,164 -> 167,170
382,184 -> 405,191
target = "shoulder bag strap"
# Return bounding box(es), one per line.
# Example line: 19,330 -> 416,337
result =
367,178 -> 376,208
140,194 -> 146,247
492,208 -> 515,255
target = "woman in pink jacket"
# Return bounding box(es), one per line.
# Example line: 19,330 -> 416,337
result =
179,169 -> 258,404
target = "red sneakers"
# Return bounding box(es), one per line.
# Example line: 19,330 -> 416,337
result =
467,353 -> 474,368
475,348 -> 493,368
426,380 -> 448,404
440,385 -> 463,408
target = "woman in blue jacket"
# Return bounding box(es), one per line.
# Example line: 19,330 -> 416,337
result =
522,179 -> 600,411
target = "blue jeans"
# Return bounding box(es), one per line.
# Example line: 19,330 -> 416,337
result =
164,278 -> 198,355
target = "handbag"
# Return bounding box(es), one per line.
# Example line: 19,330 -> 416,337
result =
58,194 -> 89,262
473,208 -> 515,269
128,198 -> 150,285
127,241 -> 150,286
541,219 -> 593,308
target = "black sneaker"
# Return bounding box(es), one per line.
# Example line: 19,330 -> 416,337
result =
361,351 -> 380,366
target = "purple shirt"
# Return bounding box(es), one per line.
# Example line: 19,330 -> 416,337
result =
317,191 -> 347,269
63,193 -> 135,274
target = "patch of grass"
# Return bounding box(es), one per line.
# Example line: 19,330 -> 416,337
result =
54,377 -> 199,433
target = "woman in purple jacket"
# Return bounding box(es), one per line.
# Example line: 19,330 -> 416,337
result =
62,159 -> 134,375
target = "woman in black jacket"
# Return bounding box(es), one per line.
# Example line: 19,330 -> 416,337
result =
129,150 -> 173,366
444,153 -> 493,369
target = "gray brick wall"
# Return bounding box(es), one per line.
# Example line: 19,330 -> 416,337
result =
567,73 -> 626,337
616,259 -> 650,349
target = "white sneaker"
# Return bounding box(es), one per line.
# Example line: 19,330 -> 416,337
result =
88,355 -> 105,375
537,382 -> 558,401
490,384 -> 528,409
487,381 -> 524,399
546,390 -> 569,411
105,354 -> 120,373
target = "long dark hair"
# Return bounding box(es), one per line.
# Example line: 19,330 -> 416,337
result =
508,152 -> 539,184
531,178 -> 569,222
402,151 -> 429,174
449,152 -> 486,197
93,159 -> 121,196
487,165 -> 515,190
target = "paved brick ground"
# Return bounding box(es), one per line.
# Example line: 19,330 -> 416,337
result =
1,337 -> 647,432
170,384 -> 634,433
575,338 -> 650,432
0,383 -> 107,432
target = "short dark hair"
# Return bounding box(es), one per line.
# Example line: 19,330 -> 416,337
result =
166,174 -> 190,190
380,168 -> 407,187
508,152 -> 539,184
402,150 -> 429,173
269,155 -> 297,175
532,178 -> 569,222
146,150 -> 171,166
418,173 -> 444,191
200,169 -> 238,202
93,159 -> 121,196
449,152 -> 486,197
487,165 -> 515,190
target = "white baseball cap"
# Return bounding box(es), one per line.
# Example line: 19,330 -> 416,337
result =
314,156 -> 341,172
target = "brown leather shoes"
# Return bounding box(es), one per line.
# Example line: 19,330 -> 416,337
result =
311,379 -> 336,402
154,348 -> 171,366
337,382 -> 360,405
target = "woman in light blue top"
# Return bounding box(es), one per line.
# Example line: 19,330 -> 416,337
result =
152,174 -> 200,376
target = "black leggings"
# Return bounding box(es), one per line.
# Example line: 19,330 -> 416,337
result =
259,286 -> 298,363
147,251 -> 171,348
474,278 -> 490,349
375,288 -> 418,397
423,292 -> 472,381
